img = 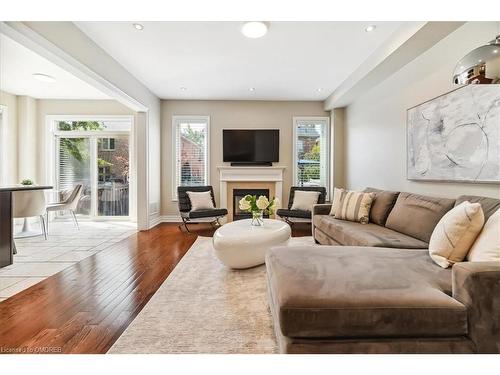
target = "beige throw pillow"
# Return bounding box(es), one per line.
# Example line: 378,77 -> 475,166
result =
290,190 -> 321,212
187,191 -> 215,211
334,190 -> 375,224
467,208 -> 500,262
429,201 -> 484,268
329,187 -> 345,216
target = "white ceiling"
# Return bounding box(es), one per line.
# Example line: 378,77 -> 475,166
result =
76,21 -> 407,101
0,34 -> 109,99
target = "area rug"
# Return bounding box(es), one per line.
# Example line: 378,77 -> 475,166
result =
108,235 -> 315,353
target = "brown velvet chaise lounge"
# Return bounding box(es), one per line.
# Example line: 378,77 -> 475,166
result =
265,189 -> 500,353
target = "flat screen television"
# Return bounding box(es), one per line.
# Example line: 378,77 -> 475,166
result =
223,129 -> 279,164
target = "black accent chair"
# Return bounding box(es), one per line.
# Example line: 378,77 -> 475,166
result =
177,186 -> 228,232
276,186 -> 327,224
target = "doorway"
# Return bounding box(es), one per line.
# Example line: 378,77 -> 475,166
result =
48,116 -> 134,220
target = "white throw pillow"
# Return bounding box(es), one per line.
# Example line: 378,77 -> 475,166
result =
187,191 -> 215,211
467,208 -> 500,262
290,190 -> 321,212
429,201 -> 484,268
329,187 -> 345,216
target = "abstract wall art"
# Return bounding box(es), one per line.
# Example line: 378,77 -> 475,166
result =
407,85 -> 500,183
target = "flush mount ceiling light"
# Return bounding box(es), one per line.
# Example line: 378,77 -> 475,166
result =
365,25 -> 376,32
133,23 -> 144,31
453,34 -> 500,84
241,22 -> 269,39
249,87 -> 256,92
32,73 -> 56,83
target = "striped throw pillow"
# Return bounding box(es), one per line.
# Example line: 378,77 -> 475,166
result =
329,187 -> 345,216
334,190 -> 375,224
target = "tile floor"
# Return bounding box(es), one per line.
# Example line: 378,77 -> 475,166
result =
0,218 -> 137,302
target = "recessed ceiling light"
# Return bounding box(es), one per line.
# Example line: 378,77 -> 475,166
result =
241,22 -> 268,39
365,25 -> 376,32
493,49 -> 499,54
180,87 -> 187,91
249,87 -> 256,92
32,73 -> 56,83
317,88 -> 323,92
133,23 -> 144,31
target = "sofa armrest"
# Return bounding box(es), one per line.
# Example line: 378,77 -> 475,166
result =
311,204 -> 332,239
452,261 -> 500,353
312,203 -> 332,216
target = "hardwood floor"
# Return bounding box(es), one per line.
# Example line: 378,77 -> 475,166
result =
0,222 -> 311,354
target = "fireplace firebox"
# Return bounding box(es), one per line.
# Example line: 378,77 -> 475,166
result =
233,189 -> 270,221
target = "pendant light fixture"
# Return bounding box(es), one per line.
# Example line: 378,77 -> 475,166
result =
453,34 -> 500,84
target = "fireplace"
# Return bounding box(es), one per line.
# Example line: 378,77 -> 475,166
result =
233,188 -> 270,221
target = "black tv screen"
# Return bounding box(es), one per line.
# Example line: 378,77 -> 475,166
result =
223,129 -> 279,163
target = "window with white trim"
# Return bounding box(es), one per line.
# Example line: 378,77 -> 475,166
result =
172,116 -> 209,199
99,138 -> 116,151
293,117 -> 330,195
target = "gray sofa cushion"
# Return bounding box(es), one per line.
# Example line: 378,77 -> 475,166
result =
385,192 -> 455,242
314,228 -> 342,246
266,246 -> 467,339
455,195 -> 500,221
364,187 -> 400,225
313,215 -> 428,249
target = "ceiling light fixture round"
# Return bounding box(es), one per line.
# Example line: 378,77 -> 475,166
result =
249,87 -> 256,92
365,25 -> 376,32
241,22 -> 269,39
317,88 -> 323,92
453,34 -> 500,84
133,23 -> 144,31
180,87 -> 187,91
32,73 -> 56,83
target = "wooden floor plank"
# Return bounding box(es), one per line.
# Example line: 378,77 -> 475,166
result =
0,222 -> 311,354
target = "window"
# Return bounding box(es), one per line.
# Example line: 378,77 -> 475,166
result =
99,138 -> 116,151
172,116 -> 210,200
98,165 -> 112,182
293,117 -> 330,195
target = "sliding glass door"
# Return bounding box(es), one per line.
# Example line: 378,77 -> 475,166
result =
97,136 -> 129,217
58,137 -> 92,215
53,118 -> 131,219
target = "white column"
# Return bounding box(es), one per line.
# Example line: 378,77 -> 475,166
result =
17,96 -> 37,183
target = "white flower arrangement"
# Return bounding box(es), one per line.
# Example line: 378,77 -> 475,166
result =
238,194 -> 279,216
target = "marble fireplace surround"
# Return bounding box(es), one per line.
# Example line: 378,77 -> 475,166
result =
217,166 -> 285,223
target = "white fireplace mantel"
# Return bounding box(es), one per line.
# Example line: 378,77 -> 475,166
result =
217,166 -> 286,213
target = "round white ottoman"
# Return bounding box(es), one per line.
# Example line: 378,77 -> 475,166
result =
212,219 -> 291,269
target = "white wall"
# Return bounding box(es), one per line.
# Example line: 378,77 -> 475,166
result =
344,22 -> 500,199
0,90 -> 18,184
161,100 -> 329,216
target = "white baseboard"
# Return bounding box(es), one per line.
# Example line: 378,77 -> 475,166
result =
147,215 -> 162,229
161,215 -> 182,222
